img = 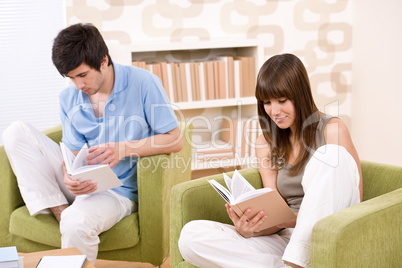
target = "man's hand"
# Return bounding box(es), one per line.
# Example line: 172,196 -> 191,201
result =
87,142 -> 125,168
63,162 -> 97,196
226,204 -> 267,238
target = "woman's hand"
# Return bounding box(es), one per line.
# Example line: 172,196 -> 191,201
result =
63,162 -> 97,196
87,142 -> 125,168
226,204 -> 267,238
276,212 -> 298,229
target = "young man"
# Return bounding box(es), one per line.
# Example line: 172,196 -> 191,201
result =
2,23 -> 182,263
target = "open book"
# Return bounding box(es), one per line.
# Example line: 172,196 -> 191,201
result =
60,142 -> 123,193
207,170 -> 296,231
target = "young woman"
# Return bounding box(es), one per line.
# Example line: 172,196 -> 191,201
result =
178,53 -> 362,268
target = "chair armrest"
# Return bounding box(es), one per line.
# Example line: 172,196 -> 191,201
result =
137,122 -> 192,262
170,167 -> 261,267
0,145 -> 24,246
0,124 -> 62,246
311,188 -> 402,268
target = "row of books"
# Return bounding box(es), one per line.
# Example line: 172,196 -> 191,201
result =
194,117 -> 262,162
132,56 -> 256,103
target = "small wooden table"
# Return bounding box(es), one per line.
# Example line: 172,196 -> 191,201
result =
19,247 -> 94,268
18,247 -> 169,268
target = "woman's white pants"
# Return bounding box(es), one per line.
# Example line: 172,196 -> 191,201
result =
178,144 -> 360,268
2,121 -> 135,264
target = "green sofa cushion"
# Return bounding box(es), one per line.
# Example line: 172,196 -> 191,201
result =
9,206 -> 140,251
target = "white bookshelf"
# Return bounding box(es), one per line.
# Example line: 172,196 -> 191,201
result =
172,96 -> 256,110
110,40 -> 264,172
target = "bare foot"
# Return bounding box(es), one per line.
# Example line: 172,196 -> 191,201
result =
50,204 -> 69,222
283,260 -> 303,268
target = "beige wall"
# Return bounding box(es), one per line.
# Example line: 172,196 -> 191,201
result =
66,0 -> 401,166
351,0 -> 402,166
66,0 -> 354,121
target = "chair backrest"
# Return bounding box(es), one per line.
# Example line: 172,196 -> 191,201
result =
361,160 -> 402,201
42,125 -> 63,143
135,121 -> 192,265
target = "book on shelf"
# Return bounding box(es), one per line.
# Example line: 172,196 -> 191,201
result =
195,140 -> 233,159
178,62 -> 189,102
198,62 -> 206,101
197,152 -> 235,162
233,56 -> 256,97
213,61 -> 227,99
131,60 -> 146,69
166,63 -> 175,101
60,142 -> 123,193
221,118 -> 237,154
213,61 -> 220,99
190,62 -> 201,101
216,56 -> 235,99
159,62 -> 171,100
191,117 -> 261,167
207,170 -> 296,231
132,61 -> 172,101
244,119 -> 261,158
149,63 -> 161,79
247,56 -> 256,97
170,62 -> 181,102
197,148 -> 234,155
203,61 -> 215,100
233,59 -> 241,98
221,117 -> 262,159
132,55 -> 256,103
240,119 -> 248,158
0,246 -> 19,268
184,62 -> 193,102
233,57 -> 246,97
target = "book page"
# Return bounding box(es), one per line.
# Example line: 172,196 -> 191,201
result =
71,144 -> 89,172
73,164 -> 105,173
229,170 -> 256,202
207,179 -> 234,204
236,187 -> 272,203
59,142 -> 76,174
223,172 -> 233,193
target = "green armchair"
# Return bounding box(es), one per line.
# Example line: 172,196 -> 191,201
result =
170,161 -> 402,268
0,121 -> 192,266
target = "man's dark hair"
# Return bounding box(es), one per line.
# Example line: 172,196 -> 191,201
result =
52,23 -> 112,77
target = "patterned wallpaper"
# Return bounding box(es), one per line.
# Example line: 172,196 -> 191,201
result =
66,0 -> 352,124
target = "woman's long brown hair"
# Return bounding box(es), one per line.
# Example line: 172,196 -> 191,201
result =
255,54 -> 320,176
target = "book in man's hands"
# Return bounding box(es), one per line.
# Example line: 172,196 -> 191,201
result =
207,170 -> 296,231
60,142 -> 123,193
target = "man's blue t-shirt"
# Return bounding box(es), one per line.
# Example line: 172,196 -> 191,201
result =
59,62 -> 178,202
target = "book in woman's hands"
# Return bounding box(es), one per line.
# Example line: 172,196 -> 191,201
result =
207,170 -> 296,231
60,142 -> 123,193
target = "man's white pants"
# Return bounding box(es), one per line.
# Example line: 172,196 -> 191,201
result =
178,144 -> 360,268
2,121 -> 135,264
